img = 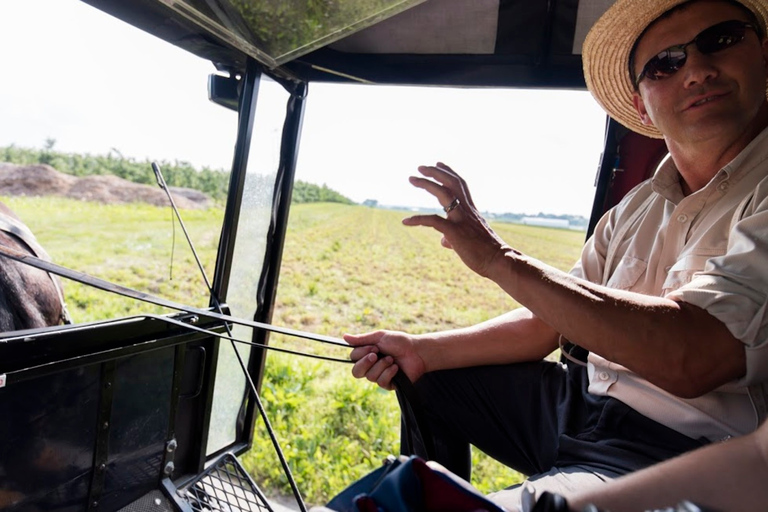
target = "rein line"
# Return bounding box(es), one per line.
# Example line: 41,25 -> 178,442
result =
0,244 -> 348,350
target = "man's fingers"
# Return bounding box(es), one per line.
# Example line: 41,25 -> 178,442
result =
349,344 -> 377,362
378,364 -> 400,391
351,353 -> 398,387
403,215 -> 457,251
408,176 -> 456,207
363,355 -> 395,383
351,352 -> 379,378
402,214 -> 447,229
409,175 -> 464,215
417,164 -> 461,188
417,163 -> 478,210
344,331 -> 384,346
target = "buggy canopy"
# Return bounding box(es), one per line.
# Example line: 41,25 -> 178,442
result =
83,0 -> 616,88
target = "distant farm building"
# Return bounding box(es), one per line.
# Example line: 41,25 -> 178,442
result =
521,217 -> 570,229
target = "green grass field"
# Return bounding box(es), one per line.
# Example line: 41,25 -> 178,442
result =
4,197 -> 586,506
4,196 -> 224,321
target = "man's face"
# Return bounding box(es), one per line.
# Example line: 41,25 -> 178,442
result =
631,0 -> 768,145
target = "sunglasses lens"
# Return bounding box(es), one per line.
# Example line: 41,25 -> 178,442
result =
644,49 -> 686,80
697,22 -> 747,53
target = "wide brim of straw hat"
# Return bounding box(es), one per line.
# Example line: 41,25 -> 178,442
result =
583,0 -> 768,139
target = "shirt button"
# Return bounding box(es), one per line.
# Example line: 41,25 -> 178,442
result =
677,214 -> 688,223
718,181 -> 730,192
599,372 -> 610,381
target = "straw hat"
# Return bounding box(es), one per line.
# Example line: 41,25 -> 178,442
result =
583,0 -> 768,139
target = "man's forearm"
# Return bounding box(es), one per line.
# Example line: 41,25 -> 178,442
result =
487,250 -> 745,397
568,422 -> 768,511
416,307 -> 560,372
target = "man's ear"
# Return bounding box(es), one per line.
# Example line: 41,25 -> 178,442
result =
632,91 -> 654,126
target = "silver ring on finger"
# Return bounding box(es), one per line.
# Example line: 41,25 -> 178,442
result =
444,198 -> 460,213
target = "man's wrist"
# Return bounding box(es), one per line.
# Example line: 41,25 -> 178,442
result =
484,246 -> 524,284
412,333 -> 440,373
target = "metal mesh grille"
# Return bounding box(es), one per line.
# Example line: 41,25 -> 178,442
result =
117,490 -> 174,512
179,453 -> 273,512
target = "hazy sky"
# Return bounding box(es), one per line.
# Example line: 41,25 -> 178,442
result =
1,0 -> 609,217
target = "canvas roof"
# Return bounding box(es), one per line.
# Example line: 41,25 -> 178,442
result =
82,0 -> 616,88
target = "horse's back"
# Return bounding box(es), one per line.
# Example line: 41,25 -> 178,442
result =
0,201 -> 65,331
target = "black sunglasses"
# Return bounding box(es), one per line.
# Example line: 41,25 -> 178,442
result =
634,19 -> 758,86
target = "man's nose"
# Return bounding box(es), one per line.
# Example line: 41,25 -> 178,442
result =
682,47 -> 719,87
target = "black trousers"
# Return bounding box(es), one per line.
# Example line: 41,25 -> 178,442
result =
400,361 -> 708,481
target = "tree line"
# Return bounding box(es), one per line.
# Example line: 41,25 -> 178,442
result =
1,142 -> 354,205
291,181 -> 354,205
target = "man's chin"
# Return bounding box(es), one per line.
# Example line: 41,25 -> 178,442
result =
677,114 -> 753,144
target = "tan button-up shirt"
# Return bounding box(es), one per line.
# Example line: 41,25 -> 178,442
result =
571,127 -> 768,442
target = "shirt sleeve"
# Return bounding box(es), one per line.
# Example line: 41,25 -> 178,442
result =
667,186 -> 768,385
570,182 -> 649,284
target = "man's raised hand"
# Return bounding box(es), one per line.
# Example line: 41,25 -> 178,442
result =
403,162 -> 513,279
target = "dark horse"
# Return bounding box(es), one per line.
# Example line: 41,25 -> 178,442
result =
0,202 -> 69,331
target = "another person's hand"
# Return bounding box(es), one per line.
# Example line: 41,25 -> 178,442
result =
404,162 -> 512,279
346,330 -> 427,390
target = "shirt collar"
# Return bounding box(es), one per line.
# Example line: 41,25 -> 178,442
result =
651,154 -> 684,203
651,125 -> 768,203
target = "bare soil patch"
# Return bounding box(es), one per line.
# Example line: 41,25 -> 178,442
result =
0,163 -> 212,209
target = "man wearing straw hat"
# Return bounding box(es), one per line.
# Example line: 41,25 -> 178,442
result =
348,0 -> 768,506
